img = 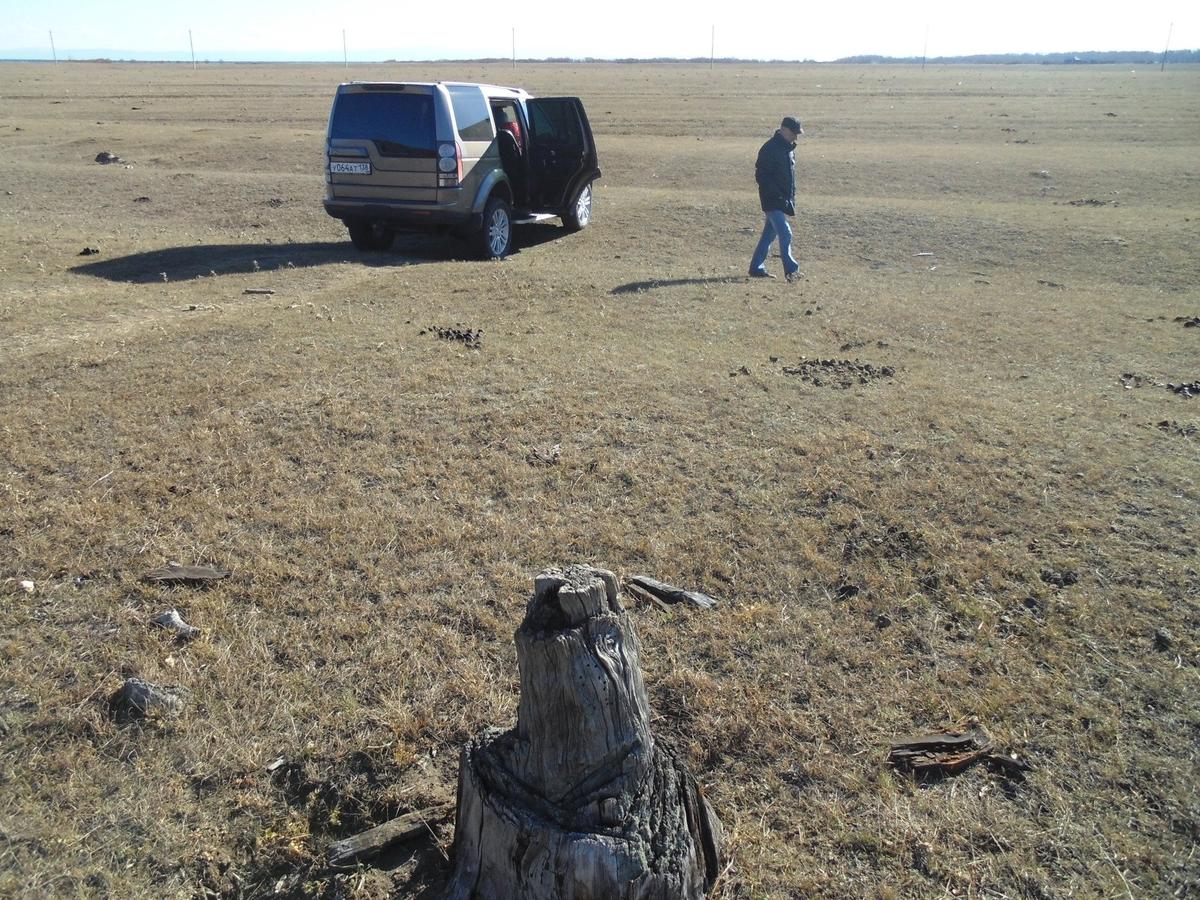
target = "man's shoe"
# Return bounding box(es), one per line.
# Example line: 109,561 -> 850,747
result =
748,268 -> 776,279
786,271 -> 805,283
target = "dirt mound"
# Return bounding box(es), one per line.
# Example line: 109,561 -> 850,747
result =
781,357 -> 896,388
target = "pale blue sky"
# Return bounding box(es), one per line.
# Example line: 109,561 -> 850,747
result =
2,0 -> 1194,61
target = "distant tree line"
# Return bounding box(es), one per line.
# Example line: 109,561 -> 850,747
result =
411,50 -> 1196,65
834,50 -> 1199,65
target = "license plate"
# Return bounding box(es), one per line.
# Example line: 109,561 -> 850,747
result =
330,160 -> 371,175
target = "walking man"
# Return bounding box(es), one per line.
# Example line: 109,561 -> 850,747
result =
749,116 -> 803,282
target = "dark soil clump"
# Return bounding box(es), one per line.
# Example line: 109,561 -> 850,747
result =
421,325 -> 482,349
780,357 -> 895,388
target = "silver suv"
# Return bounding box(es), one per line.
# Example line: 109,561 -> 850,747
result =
323,81 -> 600,259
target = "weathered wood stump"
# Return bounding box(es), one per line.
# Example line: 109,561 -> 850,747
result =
446,565 -> 723,900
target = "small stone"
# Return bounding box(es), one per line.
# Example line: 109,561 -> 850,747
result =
1154,628 -> 1175,651
109,677 -> 184,723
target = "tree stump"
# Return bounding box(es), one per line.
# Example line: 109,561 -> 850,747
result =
446,565 -> 723,900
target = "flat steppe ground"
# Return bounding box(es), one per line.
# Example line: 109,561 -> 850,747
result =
0,61 -> 1197,898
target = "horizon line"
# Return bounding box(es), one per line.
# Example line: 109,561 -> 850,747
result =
1,48 -> 1197,66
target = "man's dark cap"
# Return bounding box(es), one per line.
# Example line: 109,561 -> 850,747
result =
780,116 -> 804,135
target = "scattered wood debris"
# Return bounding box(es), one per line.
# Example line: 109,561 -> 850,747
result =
887,725 -> 1030,780
1037,279 -> 1065,288
152,609 -> 201,640
1066,198 -> 1110,207
1120,372 -> 1155,390
839,340 -> 890,352
133,196 -> 151,203
326,804 -> 453,869
1167,380 -> 1199,398
1156,420 -> 1197,438
95,151 -> 122,165
624,575 -> 719,610
1175,316 -> 1199,328
244,288 -> 275,296
78,247 -> 99,256
144,564 -> 230,585
526,443 -> 561,466
109,677 -> 185,723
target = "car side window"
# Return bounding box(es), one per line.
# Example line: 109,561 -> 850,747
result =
528,101 -> 581,148
447,86 -> 494,142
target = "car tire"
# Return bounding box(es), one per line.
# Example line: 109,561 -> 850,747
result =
561,180 -> 594,232
347,220 -> 393,252
476,196 -> 513,260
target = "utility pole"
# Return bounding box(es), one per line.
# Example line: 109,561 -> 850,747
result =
189,29 -> 196,70
921,24 -> 929,70
49,30 -> 57,64
343,29 -> 348,70
512,27 -> 516,68
710,25 -> 715,70
1161,22 -> 1173,71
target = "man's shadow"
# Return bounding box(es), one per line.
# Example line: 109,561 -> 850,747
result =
610,276 -> 746,295
71,226 -> 568,284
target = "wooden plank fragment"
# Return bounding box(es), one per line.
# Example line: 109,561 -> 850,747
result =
326,804 -> 452,869
626,575 -> 719,610
887,726 -> 1033,780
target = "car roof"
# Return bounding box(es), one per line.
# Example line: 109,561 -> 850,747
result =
338,81 -> 530,100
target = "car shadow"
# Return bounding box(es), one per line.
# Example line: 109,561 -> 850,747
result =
610,276 -> 746,295
70,225 -> 571,284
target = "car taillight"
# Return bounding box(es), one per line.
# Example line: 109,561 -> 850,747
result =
437,142 -> 461,188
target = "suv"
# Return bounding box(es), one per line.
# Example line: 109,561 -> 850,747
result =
322,81 -> 600,259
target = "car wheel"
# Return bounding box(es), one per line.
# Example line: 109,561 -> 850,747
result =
476,196 -> 513,259
348,220 -> 393,252
561,180 -> 593,231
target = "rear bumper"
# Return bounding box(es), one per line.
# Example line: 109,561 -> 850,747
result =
324,200 -> 480,231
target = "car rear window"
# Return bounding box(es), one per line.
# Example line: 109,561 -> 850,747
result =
447,85 -> 494,142
330,91 -> 436,157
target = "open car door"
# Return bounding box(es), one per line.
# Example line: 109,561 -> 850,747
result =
526,97 -> 598,212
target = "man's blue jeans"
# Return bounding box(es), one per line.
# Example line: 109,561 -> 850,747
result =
749,209 -> 799,276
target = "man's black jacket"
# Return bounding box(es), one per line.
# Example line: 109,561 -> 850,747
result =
755,131 -> 796,216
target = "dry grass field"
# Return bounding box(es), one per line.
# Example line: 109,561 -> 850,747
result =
1,60 -> 1198,898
